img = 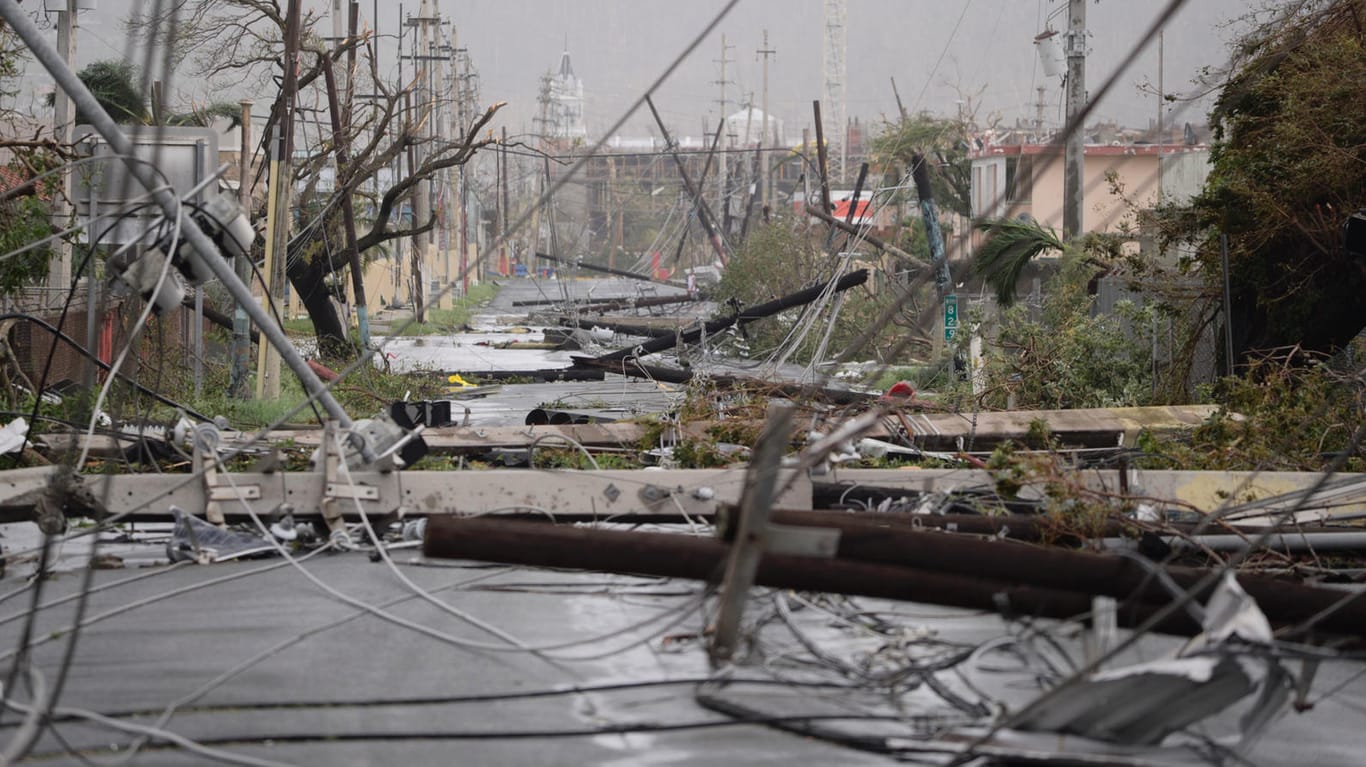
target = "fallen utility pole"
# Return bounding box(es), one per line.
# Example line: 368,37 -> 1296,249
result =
712,401 -> 795,663
593,269 -> 869,363
803,205 -> 917,263
866,404 -> 1218,451
797,506 -> 1133,540
443,368 -> 606,383
421,516 -> 1365,646
534,251 -> 683,288
549,317 -> 677,339
569,355 -> 873,406
793,506 -> 1366,550
670,125 -> 726,268
513,293 -> 697,311
575,294 -> 701,313
645,95 -> 728,265
735,508 -> 1366,638
0,466 -> 811,525
421,516 -> 1206,640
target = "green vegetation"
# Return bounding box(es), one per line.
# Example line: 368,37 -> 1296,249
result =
1145,350 -> 1365,473
972,218 -> 1066,307
74,60 -> 146,125
966,251 -> 1160,411
403,284 -> 499,335
868,112 -> 973,217
712,221 -> 915,365
0,28 -> 56,297
1154,0 -> 1366,356
282,283 -> 499,341
0,195 -> 53,296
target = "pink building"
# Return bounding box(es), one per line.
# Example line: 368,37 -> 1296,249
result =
969,143 -> 1210,238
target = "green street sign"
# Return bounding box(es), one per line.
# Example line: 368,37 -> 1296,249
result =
944,295 -> 958,341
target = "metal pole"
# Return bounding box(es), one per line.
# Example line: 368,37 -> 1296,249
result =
501,126 -> 510,275
230,100 -> 253,398
1064,0 -> 1086,238
0,1 -> 358,433
83,180 -> 97,390
192,139 -> 205,399
193,287 -> 204,398
1221,233 -> 1235,375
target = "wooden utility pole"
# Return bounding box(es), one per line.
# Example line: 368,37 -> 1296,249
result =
526,161 -> 542,278
256,0 -> 302,401
812,101 -> 832,216
544,157 -> 562,266
757,30 -> 775,212
501,126 -> 510,275
646,96 -> 727,266
1064,0 -> 1086,238
406,1 -> 440,322
49,0 -> 78,299
435,20 -> 451,302
890,76 -> 908,119
711,402 -> 795,664
454,43 -> 470,290
1156,29 -> 1164,202
714,34 -> 732,225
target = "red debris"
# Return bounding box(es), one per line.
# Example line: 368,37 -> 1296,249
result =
883,380 -> 916,399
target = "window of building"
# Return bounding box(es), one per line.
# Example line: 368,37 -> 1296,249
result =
1006,156 -> 1033,203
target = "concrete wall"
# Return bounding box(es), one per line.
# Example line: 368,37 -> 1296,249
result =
1160,152 -> 1211,206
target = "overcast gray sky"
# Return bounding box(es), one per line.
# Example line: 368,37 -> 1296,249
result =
37,0 -> 1264,141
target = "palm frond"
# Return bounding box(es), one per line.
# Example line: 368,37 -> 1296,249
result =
972,217 -> 1065,306
167,101 -> 245,128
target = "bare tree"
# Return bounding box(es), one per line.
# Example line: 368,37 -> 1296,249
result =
130,1 -> 502,356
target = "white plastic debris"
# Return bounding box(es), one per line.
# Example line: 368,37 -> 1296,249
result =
0,418 -> 29,454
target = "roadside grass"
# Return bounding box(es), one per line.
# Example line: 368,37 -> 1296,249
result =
280,283 -> 499,338
403,283 -> 499,335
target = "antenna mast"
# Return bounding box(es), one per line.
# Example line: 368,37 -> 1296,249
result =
822,0 -> 847,183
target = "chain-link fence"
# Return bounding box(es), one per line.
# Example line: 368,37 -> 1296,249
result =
1095,274 -> 1220,402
